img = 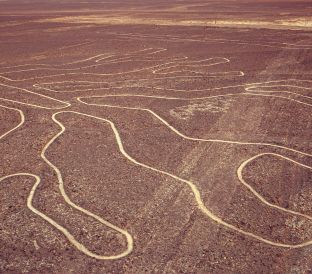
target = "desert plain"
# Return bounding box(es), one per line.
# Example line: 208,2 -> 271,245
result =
0,0 -> 312,273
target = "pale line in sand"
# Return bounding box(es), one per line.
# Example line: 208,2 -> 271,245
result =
2,78 -> 309,111
77,88 -> 312,157
74,82 -> 312,231
33,79 -> 311,97
0,65 -> 241,83
76,90 -> 312,243
30,75 -> 227,93
36,78 -> 309,99
0,48 -> 170,75
145,79 -> 312,93
9,57 -> 305,148
6,58 -> 310,245
1,105 -> 312,256
243,92 -> 312,107
33,80 -> 111,93
0,83 -> 70,109
58,41 -> 94,50
0,48 -> 166,70
246,84 -> 312,91
0,55 -> 182,75
71,81 -> 311,106
105,32 -> 312,50
0,50 -> 243,82
0,173 -> 133,260
0,54 -> 105,70
0,105 -> 133,260
237,152 -> 312,221
0,69 -> 243,82
245,85 -> 312,101
31,71 -> 244,93
1,48 -> 311,256
0,104 -> 24,140
46,110 -> 312,249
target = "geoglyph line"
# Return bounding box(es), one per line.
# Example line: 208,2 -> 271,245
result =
0,47 -> 311,260
104,32 -> 312,50
77,87 -> 312,157
237,152 -> 312,221
0,173 -> 133,260
33,79 -> 312,101
0,48 -> 167,71
1,103 -> 312,254
0,83 -> 70,109
0,48 -> 170,76
0,49 -> 244,81
0,104 -> 133,260
0,103 -> 24,140
48,110 -> 312,249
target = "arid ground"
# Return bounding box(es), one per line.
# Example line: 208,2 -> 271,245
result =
0,1 -> 312,273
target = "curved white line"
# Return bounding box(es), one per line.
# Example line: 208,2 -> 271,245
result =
0,173 -> 133,260
0,103 -> 24,140
50,110 -> 312,249
0,83 -> 70,109
237,153 -> 312,220
77,91 -> 312,157
0,103 -> 132,260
